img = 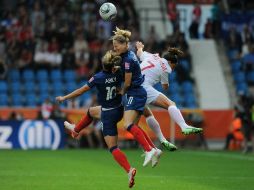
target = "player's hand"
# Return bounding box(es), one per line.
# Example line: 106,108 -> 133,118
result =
117,89 -> 124,95
55,96 -> 65,103
136,41 -> 144,50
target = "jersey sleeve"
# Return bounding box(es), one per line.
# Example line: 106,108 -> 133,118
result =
160,71 -> 169,84
139,51 -> 151,61
87,75 -> 97,88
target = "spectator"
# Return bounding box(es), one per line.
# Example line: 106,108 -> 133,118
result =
224,107 -> 244,150
0,59 -> 7,79
204,18 -> 213,39
51,103 -> 66,120
237,95 -> 254,153
189,1 -> 202,39
167,0 -> 179,32
226,26 -> 242,54
62,47 -> 75,70
9,111 -> 23,121
40,98 -> 53,120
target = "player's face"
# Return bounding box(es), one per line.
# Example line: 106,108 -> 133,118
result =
169,62 -> 177,70
113,40 -> 127,55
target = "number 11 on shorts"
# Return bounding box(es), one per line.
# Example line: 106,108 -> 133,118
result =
127,96 -> 133,105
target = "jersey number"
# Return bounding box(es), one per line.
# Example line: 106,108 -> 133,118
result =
141,61 -> 155,71
106,86 -> 116,100
127,96 -> 133,105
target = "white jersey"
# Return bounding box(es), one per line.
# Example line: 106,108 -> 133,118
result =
140,51 -> 172,86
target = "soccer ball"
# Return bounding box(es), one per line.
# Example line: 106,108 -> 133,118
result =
99,2 -> 117,21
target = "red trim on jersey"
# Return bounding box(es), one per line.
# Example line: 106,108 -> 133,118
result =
141,61 -> 155,71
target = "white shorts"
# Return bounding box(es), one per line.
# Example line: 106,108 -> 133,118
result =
142,84 -> 162,105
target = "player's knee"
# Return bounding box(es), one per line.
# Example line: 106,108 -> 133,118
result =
168,100 -> 176,107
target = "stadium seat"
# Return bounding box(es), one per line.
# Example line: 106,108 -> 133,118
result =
168,82 -> 180,94
234,72 -> 246,83
180,59 -> 190,72
8,70 -> 20,82
22,69 -> 35,82
37,70 -> 49,82
66,82 -> 77,93
185,95 -> 197,108
10,82 -> 21,93
231,60 -> 242,74
12,94 -> 23,107
50,69 -> 62,82
63,70 -> 76,82
154,83 -> 164,92
168,72 -> 177,82
38,92 -> 50,104
182,81 -> 194,93
23,81 -> 36,93
52,81 -> 63,95
236,82 -> 248,94
25,93 -> 38,107
170,93 -> 184,106
246,71 -> 254,83
0,81 -> 8,93
0,93 -> 8,106
38,81 -> 50,93
227,49 -> 239,60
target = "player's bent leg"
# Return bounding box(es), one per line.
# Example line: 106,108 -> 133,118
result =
64,121 -> 78,138
105,136 -> 136,188
144,106 -> 177,151
89,106 -> 102,119
153,94 -> 203,135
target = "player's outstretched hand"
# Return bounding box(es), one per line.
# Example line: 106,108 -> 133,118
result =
136,41 -> 144,50
55,96 -> 65,103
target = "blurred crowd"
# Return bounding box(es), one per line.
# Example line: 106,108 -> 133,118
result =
0,0 -> 193,81
0,0 -> 139,80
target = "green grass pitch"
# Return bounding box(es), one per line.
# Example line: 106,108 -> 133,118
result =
0,149 -> 253,190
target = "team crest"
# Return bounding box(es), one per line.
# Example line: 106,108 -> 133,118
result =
125,62 -> 130,69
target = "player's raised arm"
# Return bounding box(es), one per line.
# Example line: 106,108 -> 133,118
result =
55,84 -> 91,103
136,41 -> 144,58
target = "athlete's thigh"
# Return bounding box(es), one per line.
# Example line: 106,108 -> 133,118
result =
89,106 -> 101,119
152,93 -> 175,109
101,106 -> 123,136
145,85 -> 161,105
123,110 -> 140,127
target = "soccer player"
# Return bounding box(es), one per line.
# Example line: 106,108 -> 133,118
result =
56,51 -> 136,188
111,27 -> 160,166
136,41 -> 203,135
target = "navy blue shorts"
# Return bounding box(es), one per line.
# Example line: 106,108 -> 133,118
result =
125,87 -> 147,112
101,105 -> 124,136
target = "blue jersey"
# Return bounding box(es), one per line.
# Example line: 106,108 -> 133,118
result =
87,70 -> 122,108
121,50 -> 145,95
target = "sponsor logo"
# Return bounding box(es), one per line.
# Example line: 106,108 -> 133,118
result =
18,120 -> 61,150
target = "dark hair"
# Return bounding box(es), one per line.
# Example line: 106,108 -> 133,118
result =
163,47 -> 184,64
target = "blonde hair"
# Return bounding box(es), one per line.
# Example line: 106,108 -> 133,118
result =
102,50 -> 122,70
111,27 -> 131,43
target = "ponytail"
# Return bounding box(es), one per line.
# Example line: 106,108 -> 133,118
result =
163,47 -> 184,64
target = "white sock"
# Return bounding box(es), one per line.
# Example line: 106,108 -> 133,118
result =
146,116 -> 167,143
168,105 -> 188,130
